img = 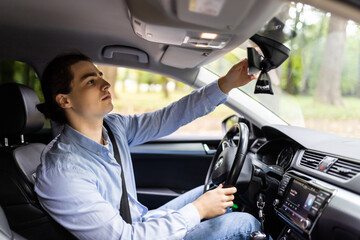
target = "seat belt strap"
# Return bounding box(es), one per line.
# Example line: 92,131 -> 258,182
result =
103,121 -> 132,224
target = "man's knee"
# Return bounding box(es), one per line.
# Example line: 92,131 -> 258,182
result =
227,212 -> 261,232
184,212 -> 260,240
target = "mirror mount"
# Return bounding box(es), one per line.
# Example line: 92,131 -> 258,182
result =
247,34 -> 290,95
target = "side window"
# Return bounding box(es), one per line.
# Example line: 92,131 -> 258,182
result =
0,60 -> 43,100
97,64 -> 235,137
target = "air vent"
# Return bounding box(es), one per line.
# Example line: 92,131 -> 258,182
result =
327,158 -> 360,180
300,151 -> 324,169
250,139 -> 265,152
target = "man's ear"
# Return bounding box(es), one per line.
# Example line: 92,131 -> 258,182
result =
55,94 -> 72,109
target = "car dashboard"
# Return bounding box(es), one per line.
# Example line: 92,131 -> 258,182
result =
247,124 -> 360,240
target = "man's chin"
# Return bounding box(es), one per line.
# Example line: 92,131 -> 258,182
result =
106,103 -> 114,114
99,102 -> 114,117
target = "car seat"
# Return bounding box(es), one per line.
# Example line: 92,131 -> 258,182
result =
0,83 -> 76,240
0,204 -> 26,240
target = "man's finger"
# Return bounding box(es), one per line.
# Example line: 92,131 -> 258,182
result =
225,201 -> 234,208
224,194 -> 235,202
234,58 -> 247,70
222,186 -> 237,194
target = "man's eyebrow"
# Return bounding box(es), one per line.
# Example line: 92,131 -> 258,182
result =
80,71 -> 103,82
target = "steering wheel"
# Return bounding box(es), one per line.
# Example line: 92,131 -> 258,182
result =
204,122 -> 251,192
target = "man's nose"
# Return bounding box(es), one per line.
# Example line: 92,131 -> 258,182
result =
102,79 -> 111,90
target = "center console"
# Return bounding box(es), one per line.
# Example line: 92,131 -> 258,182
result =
274,173 -> 333,240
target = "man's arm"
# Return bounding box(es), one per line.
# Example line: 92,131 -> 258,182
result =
107,79 -> 227,147
35,165 -> 200,240
105,58 -> 256,147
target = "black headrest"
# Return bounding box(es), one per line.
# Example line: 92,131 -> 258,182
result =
0,83 -> 44,137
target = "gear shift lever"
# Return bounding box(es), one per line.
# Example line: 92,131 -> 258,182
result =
249,231 -> 268,240
250,193 -> 268,240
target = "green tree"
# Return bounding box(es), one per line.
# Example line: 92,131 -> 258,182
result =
285,3 -> 304,94
301,12 -> 328,95
315,15 -> 348,105
0,61 -> 42,100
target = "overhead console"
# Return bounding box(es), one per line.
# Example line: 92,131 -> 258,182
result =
126,0 -> 283,48
274,173 -> 333,240
125,0 -> 284,68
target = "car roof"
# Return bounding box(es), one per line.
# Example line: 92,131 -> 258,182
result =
0,0 -> 359,85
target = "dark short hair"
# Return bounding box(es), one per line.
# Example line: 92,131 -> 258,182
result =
36,52 -> 92,124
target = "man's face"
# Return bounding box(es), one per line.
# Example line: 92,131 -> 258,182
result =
65,61 -> 113,121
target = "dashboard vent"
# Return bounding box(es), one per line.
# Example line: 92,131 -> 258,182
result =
250,139 -> 266,152
300,151 -> 324,169
327,158 -> 360,180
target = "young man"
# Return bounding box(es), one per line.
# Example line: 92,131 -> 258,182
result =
35,52 -> 260,239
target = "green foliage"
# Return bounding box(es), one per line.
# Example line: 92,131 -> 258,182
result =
0,60 -> 44,101
342,30 -> 360,96
280,4 -> 330,95
223,52 -> 240,64
129,69 -> 164,85
277,4 -> 360,98
281,54 -> 303,94
295,95 -> 360,120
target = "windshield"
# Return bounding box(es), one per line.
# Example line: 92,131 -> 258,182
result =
205,2 -> 360,139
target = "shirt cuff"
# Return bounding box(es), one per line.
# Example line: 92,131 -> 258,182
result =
204,80 -> 228,106
178,203 -> 201,232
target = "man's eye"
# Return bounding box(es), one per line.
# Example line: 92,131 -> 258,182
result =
87,79 -> 95,85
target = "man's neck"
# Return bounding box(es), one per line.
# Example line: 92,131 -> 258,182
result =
68,118 -> 104,145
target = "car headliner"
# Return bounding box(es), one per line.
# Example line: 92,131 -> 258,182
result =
0,0 -> 359,86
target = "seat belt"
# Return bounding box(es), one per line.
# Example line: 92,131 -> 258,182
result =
103,121 -> 132,224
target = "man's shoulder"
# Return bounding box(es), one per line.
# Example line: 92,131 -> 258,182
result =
41,136 -> 86,172
104,113 -> 131,133
104,113 -> 126,123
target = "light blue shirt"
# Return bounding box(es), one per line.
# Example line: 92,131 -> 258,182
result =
34,80 -> 227,240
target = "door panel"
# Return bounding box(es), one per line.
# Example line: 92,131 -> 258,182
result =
131,138 -> 220,209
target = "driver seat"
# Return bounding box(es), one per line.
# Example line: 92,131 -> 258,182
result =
0,205 -> 26,240
0,83 -> 75,239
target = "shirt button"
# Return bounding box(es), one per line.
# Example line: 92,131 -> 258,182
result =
97,151 -> 100,154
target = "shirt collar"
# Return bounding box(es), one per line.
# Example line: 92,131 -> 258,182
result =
62,124 -> 110,155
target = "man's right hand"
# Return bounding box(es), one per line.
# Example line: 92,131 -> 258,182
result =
192,184 -> 237,220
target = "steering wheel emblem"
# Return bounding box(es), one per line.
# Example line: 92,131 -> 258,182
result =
214,157 -> 224,171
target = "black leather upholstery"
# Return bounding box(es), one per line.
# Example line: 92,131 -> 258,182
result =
0,83 -> 76,240
0,205 -> 26,240
0,83 -> 44,138
0,204 -> 12,240
13,143 -> 45,185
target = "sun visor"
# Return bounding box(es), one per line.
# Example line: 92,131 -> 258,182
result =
160,46 -> 212,69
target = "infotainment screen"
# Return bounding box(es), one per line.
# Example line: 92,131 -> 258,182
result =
280,179 -> 322,231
